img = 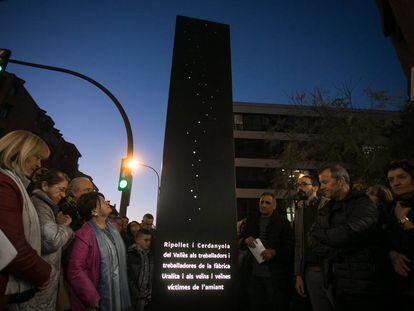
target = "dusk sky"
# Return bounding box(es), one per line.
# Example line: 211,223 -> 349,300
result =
2,0 -> 406,223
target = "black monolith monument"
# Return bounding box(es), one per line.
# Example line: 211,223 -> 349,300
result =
151,16 -> 237,311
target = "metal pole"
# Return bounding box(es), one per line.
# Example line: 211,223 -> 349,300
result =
140,163 -> 160,208
9,58 -> 133,217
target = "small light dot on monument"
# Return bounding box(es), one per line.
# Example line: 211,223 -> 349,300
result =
190,189 -> 194,192
193,150 -> 196,154
195,174 -> 199,178
188,76 -> 191,79
186,131 -> 190,135
188,218 -> 192,222
197,121 -> 201,124
198,159 -> 202,162
193,195 -> 197,199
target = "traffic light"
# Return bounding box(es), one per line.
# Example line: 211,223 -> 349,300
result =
0,49 -> 11,74
118,158 -> 132,191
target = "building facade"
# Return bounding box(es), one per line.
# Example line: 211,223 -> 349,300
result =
233,101 -> 395,221
0,73 -> 85,179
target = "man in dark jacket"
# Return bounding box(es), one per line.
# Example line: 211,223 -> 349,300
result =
294,175 -> 333,311
309,164 -> 385,311
241,192 -> 294,311
386,160 -> 414,310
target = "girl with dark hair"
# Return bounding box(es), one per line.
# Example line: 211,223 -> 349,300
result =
67,192 -> 131,311
16,168 -> 73,310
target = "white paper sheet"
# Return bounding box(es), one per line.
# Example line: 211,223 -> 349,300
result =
247,238 -> 266,264
0,229 -> 17,271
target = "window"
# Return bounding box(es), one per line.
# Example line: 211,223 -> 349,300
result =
234,114 -> 243,130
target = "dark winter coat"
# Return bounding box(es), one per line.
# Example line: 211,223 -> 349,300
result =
386,195 -> 414,298
387,195 -> 414,259
309,189 -> 385,296
127,245 -> 153,311
241,211 -> 294,290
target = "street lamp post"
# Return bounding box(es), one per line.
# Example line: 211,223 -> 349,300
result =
140,163 -> 160,207
8,58 -> 133,217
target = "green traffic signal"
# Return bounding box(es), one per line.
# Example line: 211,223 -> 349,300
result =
118,178 -> 129,190
118,158 -> 132,191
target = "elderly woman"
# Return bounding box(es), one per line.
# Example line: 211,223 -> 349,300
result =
16,168 -> 73,310
0,130 -> 51,308
68,192 -> 131,311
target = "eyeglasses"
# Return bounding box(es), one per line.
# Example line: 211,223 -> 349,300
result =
53,185 -> 67,193
296,182 -> 312,187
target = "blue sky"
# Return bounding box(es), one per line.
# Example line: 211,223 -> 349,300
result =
2,0 -> 406,222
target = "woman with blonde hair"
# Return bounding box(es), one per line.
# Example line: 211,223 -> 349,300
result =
0,130 -> 52,309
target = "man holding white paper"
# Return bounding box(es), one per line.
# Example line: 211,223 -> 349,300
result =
241,192 -> 294,311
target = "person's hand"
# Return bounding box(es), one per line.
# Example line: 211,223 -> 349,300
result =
295,275 -> 306,298
244,236 -> 257,248
260,249 -> 276,261
389,250 -> 411,277
394,202 -> 411,221
56,212 -> 72,226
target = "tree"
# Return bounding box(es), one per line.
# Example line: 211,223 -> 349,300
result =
273,84 -> 405,188
388,101 -> 414,159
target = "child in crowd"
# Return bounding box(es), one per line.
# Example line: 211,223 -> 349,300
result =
127,229 -> 153,311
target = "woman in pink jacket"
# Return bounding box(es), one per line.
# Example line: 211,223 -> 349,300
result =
67,192 -> 130,311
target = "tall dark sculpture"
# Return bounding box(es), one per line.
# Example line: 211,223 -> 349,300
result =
152,16 -> 237,310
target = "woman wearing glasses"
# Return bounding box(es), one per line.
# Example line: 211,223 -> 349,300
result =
16,168 -> 74,310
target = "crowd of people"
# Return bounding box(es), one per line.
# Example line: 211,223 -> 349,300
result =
0,130 -> 154,311
238,162 -> 414,311
1,129 -> 413,311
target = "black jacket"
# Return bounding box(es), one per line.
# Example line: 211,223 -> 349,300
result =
309,189 -> 385,295
241,211 -> 294,290
387,195 -> 414,259
127,244 -> 153,310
